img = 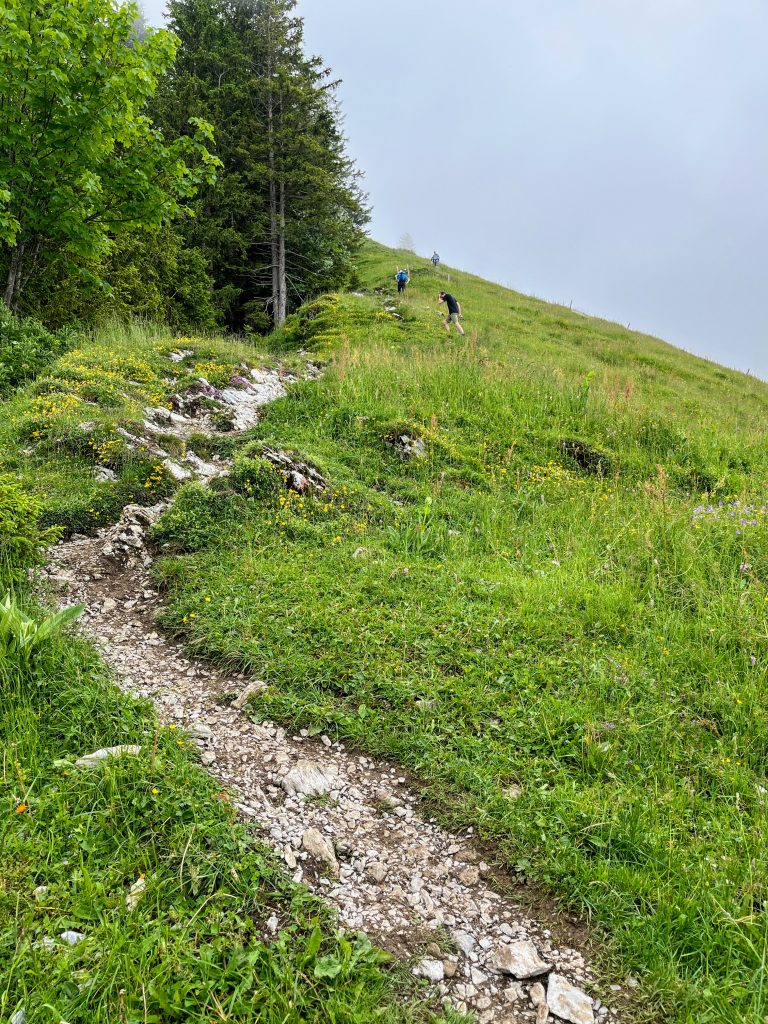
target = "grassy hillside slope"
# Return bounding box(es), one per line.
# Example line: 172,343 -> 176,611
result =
150,241 -> 768,1023
3,612 -> 451,1024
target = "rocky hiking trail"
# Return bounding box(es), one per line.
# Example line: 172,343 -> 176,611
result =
42,353 -> 627,1024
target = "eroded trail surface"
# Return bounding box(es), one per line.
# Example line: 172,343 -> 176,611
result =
43,361 -> 623,1024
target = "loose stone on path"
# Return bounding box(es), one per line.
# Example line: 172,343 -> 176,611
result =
495,939 -> 552,979
547,973 -> 597,1024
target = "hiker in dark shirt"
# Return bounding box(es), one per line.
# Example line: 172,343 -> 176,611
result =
438,291 -> 465,335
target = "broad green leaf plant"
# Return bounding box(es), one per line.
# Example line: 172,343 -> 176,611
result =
0,0 -> 220,311
0,592 -> 83,666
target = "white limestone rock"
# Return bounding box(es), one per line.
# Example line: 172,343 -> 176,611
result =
414,958 -> 444,983
546,973 -> 595,1024
301,828 -> 339,877
74,745 -> 141,769
281,760 -> 335,798
494,939 -> 552,979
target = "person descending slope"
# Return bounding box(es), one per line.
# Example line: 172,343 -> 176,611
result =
438,290 -> 465,335
395,268 -> 409,294
431,251 -> 440,267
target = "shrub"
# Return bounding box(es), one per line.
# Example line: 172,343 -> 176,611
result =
0,308 -> 77,395
242,302 -> 272,336
17,227 -> 219,332
152,484 -> 242,553
274,294 -> 342,350
227,455 -> 283,501
0,476 -> 61,581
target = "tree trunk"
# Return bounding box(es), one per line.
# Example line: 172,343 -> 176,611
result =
265,9 -> 281,327
267,90 -> 280,323
277,175 -> 287,326
3,242 -> 25,313
274,87 -> 287,328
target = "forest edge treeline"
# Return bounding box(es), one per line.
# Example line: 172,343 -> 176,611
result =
0,0 -> 368,334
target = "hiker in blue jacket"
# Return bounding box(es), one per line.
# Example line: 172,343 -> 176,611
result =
395,268 -> 409,294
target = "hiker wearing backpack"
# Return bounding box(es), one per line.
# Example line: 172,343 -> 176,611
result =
431,251 -> 440,267
438,291 -> 465,335
395,268 -> 409,294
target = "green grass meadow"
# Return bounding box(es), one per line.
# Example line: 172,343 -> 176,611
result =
148,242 -> 768,1023
0,320 -> 275,535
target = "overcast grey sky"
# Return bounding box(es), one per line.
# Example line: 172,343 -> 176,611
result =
143,1 -> 768,380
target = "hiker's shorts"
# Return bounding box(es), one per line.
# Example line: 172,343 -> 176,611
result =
397,280 -> 407,292
446,312 -> 460,325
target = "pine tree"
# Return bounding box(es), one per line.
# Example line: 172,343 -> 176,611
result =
156,0 -> 368,330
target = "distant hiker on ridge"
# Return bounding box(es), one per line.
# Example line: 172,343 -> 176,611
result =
431,251 -> 440,267
439,290 -> 465,335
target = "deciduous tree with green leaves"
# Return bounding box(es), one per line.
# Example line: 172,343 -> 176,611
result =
0,0 -> 219,312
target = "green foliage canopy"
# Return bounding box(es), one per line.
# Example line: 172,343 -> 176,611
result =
0,0 -> 220,311
20,225 -> 220,331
